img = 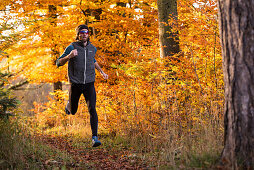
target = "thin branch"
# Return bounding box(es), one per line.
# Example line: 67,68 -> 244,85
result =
13,83 -> 46,90
79,0 -> 86,16
8,80 -> 29,90
188,46 -> 204,94
213,27 -> 218,89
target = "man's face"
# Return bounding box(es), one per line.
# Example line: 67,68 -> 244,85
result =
78,29 -> 89,42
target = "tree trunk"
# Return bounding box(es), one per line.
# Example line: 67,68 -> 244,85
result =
218,0 -> 254,169
53,81 -> 62,92
80,0 -> 102,36
157,0 -> 180,58
49,5 -> 62,92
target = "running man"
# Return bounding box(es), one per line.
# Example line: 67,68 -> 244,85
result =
56,24 -> 108,147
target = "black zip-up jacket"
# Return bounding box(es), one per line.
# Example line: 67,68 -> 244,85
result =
57,41 -> 96,84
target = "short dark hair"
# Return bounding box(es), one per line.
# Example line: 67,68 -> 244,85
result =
75,24 -> 89,40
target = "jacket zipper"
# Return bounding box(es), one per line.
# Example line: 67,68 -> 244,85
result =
84,47 -> 87,84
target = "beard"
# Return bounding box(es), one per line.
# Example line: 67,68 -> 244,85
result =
77,37 -> 89,47
79,37 -> 88,42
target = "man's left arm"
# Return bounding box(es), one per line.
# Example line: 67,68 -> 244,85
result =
94,47 -> 108,79
94,61 -> 108,79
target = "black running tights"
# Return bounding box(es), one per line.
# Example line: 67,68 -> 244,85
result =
69,82 -> 98,136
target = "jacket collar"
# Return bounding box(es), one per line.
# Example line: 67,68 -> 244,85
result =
77,40 -> 91,47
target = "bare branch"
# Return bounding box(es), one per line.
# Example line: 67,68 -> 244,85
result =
8,80 -> 29,90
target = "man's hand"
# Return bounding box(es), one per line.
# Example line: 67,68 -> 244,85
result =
101,72 -> 108,79
58,49 -> 77,66
69,49 -> 78,59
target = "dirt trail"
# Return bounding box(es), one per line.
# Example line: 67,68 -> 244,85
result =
39,135 -> 150,169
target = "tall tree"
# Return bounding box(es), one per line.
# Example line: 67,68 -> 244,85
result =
48,4 -> 62,91
218,0 -> 254,169
157,0 -> 180,58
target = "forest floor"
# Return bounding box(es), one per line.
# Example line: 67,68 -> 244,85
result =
0,121 -> 221,169
36,134 -> 151,169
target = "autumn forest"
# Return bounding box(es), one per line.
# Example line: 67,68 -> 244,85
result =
1,0 -> 253,169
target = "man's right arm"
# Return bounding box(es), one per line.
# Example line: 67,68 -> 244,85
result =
56,45 -> 75,67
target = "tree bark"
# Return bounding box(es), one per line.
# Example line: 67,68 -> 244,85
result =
80,0 -> 102,36
48,5 -> 62,92
157,0 -> 180,58
218,0 -> 254,169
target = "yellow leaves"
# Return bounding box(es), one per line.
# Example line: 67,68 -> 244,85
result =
81,1 -> 99,9
30,90 -> 92,134
2,0 -> 224,140
125,62 -> 146,78
150,2 -> 157,9
0,0 -> 11,10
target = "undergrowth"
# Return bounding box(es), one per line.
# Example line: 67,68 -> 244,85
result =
0,114 -> 223,169
0,117 -> 78,169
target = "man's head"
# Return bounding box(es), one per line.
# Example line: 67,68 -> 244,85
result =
76,24 -> 89,42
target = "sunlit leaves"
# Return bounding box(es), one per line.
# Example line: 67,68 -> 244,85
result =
2,0 -> 224,139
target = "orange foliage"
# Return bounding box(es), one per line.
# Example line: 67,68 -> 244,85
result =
2,0 -> 223,138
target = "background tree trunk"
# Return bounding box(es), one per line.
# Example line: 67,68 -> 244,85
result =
218,0 -> 254,169
49,5 -> 62,92
157,0 -> 180,58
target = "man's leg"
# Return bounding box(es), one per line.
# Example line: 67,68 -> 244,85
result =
83,82 -> 98,136
83,82 -> 101,147
66,83 -> 82,115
